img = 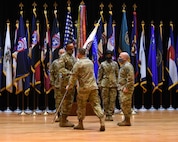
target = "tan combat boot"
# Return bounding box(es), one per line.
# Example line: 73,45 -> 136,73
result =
74,119 -> 84,130
59,114 -> 74,127
108,115 -> 113,121
99,117 -> 105,131
117,116 -> 131,126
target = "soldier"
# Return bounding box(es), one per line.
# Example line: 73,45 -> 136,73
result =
58,42 -> 76,127
49,48 -> 65,122
117,52 -> 134,126
66,48 -> 105,131
98,50 -> 119,121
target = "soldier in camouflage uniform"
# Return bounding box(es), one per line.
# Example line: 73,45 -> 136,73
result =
58,42 -> 76,127
117,52 -> 134,126
49,48 -> 65,122
98,50 -> 119,121
66,48 -> 105,131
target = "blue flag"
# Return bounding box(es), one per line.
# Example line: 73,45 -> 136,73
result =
15,15 -> 29,78
107,11 -> 114,52
30,11 -> 41,94
13,15 -> 29,94
51,15 -> 60,61
147,24 -> 158,93
119,7 -> 130,55
130,10 -> 139,87
92,35 -> 99,80
156,23 -> 164,92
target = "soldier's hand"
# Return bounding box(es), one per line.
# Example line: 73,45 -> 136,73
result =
66,85 -> 69,90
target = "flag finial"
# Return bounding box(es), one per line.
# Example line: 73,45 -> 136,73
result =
122,3 -> 126,12
19,2 -> 24,15
170,21 -> 173,29
108,3 -> 113,15
100,2 -> 104,10
32,2 -> 37,17
133,3 -> 137,11
100,3 -> 104,22
67,0 -> 71,12
43,3 -> 48,18
80,0 -> 85,5
53,2 -> 58,18
53,1 -> 58,9
141,20 -> 145,30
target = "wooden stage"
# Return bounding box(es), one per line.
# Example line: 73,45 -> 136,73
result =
0,109 -> 178,142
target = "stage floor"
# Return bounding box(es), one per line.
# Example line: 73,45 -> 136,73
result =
0,109 -> 178,142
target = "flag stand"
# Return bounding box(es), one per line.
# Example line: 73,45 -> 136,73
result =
35,94 -> 42,113
31,88 -> 40,115
158,92 -> 165,111
43,93 -> 51,115
4,91 -> 12,113
149,93 -> 156,111
167,90 -> 174,110
25,95 -> 32,113
139,91 -> 147,111
131,92 -> 137,114
14,95 -> 21,113
18,92 -> 27,115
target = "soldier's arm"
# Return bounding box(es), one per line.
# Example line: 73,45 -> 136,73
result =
49,62 -> 55,86
58,57 -> 72,75
68,63 -> 78,90
125,65 -> 134,90
97,64 -> 103,88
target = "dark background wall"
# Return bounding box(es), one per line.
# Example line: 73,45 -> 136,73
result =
0,0 -> 178,111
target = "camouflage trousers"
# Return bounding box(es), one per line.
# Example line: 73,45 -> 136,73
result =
54,88 -> 63,113
60,86 -> 75,116
119,91 -> 132,117
76,89 -> 104,120
101,87 -> 117,116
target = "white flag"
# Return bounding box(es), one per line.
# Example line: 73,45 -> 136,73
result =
83,18 -> 101,51
3,22 -> 13,93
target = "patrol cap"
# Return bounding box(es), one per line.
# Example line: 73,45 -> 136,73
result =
105,50 -> 113,55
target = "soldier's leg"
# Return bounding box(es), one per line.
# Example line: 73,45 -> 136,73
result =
74,92 -> 88,130
60,87 -> 74,127
89,90 -> 105,131
101,88 -> 110,121
108,88 -> 117,121
117,99 -> 132,126
55,88 -> 62,122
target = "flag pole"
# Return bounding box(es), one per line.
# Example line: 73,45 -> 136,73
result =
167,90 -> 174,110
4,91 -> 12,113
139,90 -> 147,111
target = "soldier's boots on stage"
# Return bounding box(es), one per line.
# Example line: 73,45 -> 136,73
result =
99,117 -> 105,131
117,116 -> 131,126
105,115 -> 113,121
59,114 -> 74,127
74,120 -> 84,130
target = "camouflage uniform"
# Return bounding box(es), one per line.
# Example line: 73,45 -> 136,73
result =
49,58 -> 63,111
98,60 -> 119,120
68,56 -> 105,131
118,61 -> 134,125
58,52 -> 76,117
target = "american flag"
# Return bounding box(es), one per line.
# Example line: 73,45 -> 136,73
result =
63,11 -> 74,48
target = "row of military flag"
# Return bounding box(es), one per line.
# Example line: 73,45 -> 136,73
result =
0,1 -> 178,98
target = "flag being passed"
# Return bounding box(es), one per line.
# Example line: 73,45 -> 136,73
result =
83,18 -> 101,53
